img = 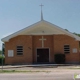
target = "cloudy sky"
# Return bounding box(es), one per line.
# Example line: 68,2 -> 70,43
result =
0,0 -> 80,50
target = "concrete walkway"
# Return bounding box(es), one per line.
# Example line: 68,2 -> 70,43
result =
0,64 -> 80,70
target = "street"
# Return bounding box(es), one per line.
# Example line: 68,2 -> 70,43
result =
0,65 -> 80,80
0,70 -> 78,80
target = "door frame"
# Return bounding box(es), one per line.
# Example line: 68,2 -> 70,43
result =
36,48 -> 50,63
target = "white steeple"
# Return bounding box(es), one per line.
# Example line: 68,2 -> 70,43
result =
40,4 -> 44,21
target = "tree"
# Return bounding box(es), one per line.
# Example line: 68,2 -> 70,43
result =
65,29 -> 69,32
65,29 -> 80,37
73,32 -> 80,37
0,50 -> 2,54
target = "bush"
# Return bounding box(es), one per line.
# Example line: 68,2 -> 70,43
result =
54,53 -> 65,64
0,56 -> 5,65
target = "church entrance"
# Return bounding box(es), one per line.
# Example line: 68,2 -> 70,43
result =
37,48 -> 49,63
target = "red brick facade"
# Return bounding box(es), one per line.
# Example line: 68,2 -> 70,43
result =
5,35 -> 80,64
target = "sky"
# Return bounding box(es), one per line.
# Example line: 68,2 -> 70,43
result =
0,0 -> 80,50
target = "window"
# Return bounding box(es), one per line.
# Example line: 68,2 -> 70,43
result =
64,45 -> 70,54
17,46 -> 23,55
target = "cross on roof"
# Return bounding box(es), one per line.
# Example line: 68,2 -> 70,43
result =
40,4 -> 44,10
39,4 -> 44,21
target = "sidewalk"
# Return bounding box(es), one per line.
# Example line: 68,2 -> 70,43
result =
0,64 -> 80,69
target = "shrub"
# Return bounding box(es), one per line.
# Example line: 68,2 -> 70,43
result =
0,56 -> 5,65
54,53 -> 65,64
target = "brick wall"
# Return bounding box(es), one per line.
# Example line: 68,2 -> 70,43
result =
5,35 -> 33,64
54,35 -> 80,63
5,35 -> 80,64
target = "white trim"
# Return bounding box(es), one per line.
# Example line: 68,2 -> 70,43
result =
1,20 -> 80,42
1,21 -> 42,42
36,47 -> 50,63
43,20 -> 80,40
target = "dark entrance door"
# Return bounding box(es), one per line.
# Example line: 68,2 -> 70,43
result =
37,48 -> 49,63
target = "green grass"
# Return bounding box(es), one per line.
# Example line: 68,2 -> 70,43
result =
0,70 -> 50,73
0,55 -> 5,58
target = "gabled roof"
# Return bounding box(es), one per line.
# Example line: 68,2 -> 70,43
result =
1,20 -> 80,42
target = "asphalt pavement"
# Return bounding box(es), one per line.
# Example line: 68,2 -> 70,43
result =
0,72 -> 75,80
0,64 -> 80,80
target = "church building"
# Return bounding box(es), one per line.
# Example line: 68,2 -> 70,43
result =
1,6 -> 80,64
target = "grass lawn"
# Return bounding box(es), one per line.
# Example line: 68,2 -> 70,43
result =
0,70 -> 50,73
